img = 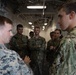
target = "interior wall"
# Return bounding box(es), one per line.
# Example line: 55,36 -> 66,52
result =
0,6 -> 32,36
0,6 -> 57,42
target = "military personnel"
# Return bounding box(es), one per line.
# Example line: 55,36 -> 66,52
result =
0,15 -> 32,75
28,31 -> 34,56
29,31 -> 34,39
46,29 -> 62,75
10,24 -> 29,57
29,26 -> 46,75
54,2 -> 76,75
46,31 -> 55,75
46,31 -> 55,65
47,31 -> 55,51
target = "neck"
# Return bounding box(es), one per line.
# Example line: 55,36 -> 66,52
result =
0,39 -> 4,45
67,24 -> 76,32
67,16 -> 76,32
17,33 -> 22,35
35,35 -> 39,38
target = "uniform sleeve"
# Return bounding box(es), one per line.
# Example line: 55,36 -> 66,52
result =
9,37 -> 17,50
17,54 -> 31,75
56,38 -> 76,75
9,51 -> 32,75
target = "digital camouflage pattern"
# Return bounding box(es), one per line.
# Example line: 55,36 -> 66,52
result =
0,44 -> 31,75
54,27 -> 76,75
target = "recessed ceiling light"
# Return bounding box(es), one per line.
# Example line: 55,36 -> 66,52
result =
44,23 -> 47,25
29,22 -> 32,25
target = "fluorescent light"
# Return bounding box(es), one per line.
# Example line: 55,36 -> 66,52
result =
27,6 -> 46,9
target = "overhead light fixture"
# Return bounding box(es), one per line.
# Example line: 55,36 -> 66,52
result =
44,23 -> 47,25
27,6 -> 46,9
28,22 -> 32,25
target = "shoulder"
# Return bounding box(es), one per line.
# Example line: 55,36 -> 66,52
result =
60,34 -> 76,47
22,35 -> 28,39
70,27 -> 76,35
11,34 -> 18,39
39,36 -> 45,40
0,49 -> 20,68
47,39 -> 51,43
0,49 -> 19,58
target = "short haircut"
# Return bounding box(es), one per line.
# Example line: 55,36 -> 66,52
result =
17,24 -> 23,30
29,31 -> 34,35
55,29 -> 61,34
50,31 -> 55,37
58,2 -> 76,14
0,15 -> 13,26
34,26 -> 40,29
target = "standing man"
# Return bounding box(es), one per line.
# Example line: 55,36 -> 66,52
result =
10,24 -> 29,57
0,15 -> 31,75
28,31 -> 34,56
47,29 -> 62,75
29,26 -> 46,75
46,31 -> 55,65
55,2 -> 76,75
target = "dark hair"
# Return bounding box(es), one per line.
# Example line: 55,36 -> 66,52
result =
29,31 -> 34,38
29,31 -> 34,35
30,31 -> 34,34
55,29 -> 63,39
58,2 -> 76,14
17,24 -> 23,30
34,26 -> 40,29
50,31 -> 55,37
55,29 -> 61,34
0,15 -> 13,26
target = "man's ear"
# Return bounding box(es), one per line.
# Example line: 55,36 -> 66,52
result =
69,11 -> 76,19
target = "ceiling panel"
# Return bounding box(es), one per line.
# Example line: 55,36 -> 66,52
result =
1,0 -> 70,30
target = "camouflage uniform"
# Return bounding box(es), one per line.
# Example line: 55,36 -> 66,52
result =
29,36 -> 46,75
0,44 -> 32,75
47,39 -> 61,75
54,27 -> 76,75
10,33 -> 28,57
47,39 -> 61,64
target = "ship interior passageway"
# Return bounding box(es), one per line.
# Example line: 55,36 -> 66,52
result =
0,0 -> 76,75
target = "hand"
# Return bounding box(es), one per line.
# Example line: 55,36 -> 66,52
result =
50,46 -> 56,50
50,46 -> 54,49
24,56 -> 31,65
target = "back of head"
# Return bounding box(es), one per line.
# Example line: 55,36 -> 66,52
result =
50,31 -> 55,39
50,31 -> 55,37
58,2 -> 76,14
0,15 -> 13,27
29,31 -> 34,38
